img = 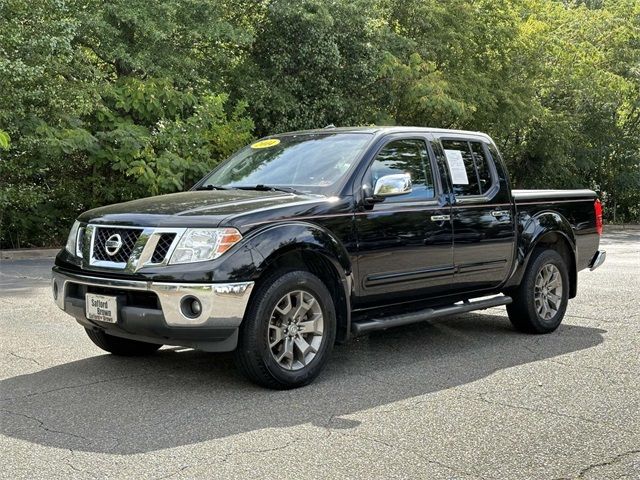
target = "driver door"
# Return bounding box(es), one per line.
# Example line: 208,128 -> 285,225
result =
354,136 -> 454,307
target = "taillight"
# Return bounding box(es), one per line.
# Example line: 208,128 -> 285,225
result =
594,199 -> 603,235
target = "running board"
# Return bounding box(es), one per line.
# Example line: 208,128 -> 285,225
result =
351,295 -> 512,336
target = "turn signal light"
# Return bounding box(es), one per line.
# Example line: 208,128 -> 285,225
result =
216,229 -> 244,255
594,199 -> 603,236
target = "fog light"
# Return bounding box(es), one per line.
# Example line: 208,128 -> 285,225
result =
180,296 -> 202,318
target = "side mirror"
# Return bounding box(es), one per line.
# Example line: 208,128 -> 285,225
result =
373,173 -> 412,197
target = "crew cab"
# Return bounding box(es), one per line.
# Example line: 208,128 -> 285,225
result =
52,127 -> 606,388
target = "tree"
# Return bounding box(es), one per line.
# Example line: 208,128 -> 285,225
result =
235,0 -> 387,135
0,0 -> 254,248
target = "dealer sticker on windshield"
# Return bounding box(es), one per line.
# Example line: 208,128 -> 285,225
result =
251,138 -> 281,149
85,294 -> 118,323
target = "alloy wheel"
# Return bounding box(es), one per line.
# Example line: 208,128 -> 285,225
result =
534,264 -> 563,321
267,290 -> 324,371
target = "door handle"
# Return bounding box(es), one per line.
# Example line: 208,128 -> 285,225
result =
430,215 -> 451,221
491,210 -> 510,217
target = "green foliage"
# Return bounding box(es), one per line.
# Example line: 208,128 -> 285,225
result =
0,130 -> 9,150
1,0 -> 639,247
236,0 -> 386,134
0,0 -> 254,247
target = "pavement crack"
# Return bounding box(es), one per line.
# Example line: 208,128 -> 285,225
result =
543,357 -> 632,377
472,393 -> 633,434
0,370 -> 168,402
356,371 -> 395,386
59,449 -> 96,479
336,431 -> 488,479
569,449 -> 640,479
221,437 -> 298,462
156,465 -> 190,479
566,312 -> 640,324
9,351 -> 43,367
65,457 -> 82,473
1,409 -> 89,442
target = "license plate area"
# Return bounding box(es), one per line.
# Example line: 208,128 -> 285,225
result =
85,293 -> 118,323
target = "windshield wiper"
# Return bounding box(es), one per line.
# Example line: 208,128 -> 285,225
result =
195,184 -> 231,191
233,185 -> 301,194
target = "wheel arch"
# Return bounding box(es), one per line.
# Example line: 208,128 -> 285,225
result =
241,222 -> 353,343
506,211 -> 578,298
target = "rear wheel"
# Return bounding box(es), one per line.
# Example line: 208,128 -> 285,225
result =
85,328 -> 162,356
507,248 -> 570,334
234,270 -> 336,389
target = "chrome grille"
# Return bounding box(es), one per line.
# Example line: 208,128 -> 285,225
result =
151,233 -> 176,263
92,227 -> 142,263
85,224 -> 185,271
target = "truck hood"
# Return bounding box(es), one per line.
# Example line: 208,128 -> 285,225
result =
77,190 -> 324,228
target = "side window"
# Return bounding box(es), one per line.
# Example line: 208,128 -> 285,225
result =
471,142 -> 492,193
441,139 -> 494,197
369,139 -> 434,202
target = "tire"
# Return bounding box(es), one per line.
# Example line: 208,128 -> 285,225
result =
507,248 -> 570,334
234,269 -> 337,389
85,328 -> 162,356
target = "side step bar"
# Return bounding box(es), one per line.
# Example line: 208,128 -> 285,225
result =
351,295 -> 512,336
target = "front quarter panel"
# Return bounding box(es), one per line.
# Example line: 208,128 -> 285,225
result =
227,221 -> 353,282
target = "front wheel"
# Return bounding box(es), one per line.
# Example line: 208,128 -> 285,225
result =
234,270 -> 336,389
507,248 -> 570,334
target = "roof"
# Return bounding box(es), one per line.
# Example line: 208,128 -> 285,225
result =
273,126 -> 493,141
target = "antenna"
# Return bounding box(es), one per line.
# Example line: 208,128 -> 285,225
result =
323,124 -> 336,129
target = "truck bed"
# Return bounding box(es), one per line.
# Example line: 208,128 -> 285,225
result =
511,189 -> 600,274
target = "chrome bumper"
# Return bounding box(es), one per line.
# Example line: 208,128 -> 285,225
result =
589,250 -> 606,271
51,268 -> 254,327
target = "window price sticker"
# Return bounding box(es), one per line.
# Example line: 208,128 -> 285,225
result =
444,149 -> 469,185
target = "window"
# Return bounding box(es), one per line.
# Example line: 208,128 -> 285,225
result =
441,139 -> 494,197
368,139 -> 435,201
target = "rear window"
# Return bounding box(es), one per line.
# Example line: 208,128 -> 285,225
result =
441,140 -> 494,196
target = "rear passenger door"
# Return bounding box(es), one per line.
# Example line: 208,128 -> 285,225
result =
435,136 -> 515,292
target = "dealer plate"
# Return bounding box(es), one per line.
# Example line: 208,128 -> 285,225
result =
85,293 -> 118,323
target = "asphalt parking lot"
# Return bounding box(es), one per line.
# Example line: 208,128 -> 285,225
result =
1,230 -> 638,479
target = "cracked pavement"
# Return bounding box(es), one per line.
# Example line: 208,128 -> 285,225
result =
1,230 -> 639,479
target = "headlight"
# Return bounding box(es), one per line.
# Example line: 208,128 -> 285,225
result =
169,228 -> 243,264
65,220 -> 82,257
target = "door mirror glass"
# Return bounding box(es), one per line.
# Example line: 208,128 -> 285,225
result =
373,173 -> 412,197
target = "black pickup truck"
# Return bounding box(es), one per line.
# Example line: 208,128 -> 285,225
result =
52,127 -> 606,388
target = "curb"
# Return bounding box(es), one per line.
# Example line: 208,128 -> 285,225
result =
0,248 -> 60,261
604,224 -> 640,232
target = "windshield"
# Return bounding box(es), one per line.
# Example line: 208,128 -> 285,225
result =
199,133 -> 373,194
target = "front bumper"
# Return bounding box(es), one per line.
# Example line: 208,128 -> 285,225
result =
51,267 -> 254,351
